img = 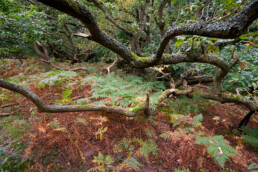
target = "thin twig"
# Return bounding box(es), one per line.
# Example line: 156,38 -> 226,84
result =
213,0 -> 245,22
150,66 -> 175,88
230,40 -> 257,68
0,103 -> 17,109
106,57 -> 117,74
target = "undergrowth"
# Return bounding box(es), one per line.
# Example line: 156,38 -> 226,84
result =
0,58 -> 257,171
79,72 -> 165,109
0,115 -> 31,171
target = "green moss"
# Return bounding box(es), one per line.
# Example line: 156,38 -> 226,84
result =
131,104 -> 144,113
130,52 -> 151,63
162,54 -> 172,58
78,103 -> 93,107
158,89 -> 171,102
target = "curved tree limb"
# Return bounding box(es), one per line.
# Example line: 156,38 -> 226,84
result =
158,52 -> 229,90
37,0 -> 134,63
158,84 -> 257,111
153,0 -> 258,64
196,92 -> 258,111
28,0 -> 258,116
36,0 -> 258,68
0,79 -> 151,117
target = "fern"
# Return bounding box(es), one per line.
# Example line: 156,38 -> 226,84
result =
117,157 -> 142,171
168,95 -> 206,114
82,72 -> 165,108
174,168 -> 190,172
133,138 -> 158,161
76,98 -> 91,105
76,118 -> 88,126
39,70 -> 77,86
114,138 -> 143,171
89,153 -> 114,172
115,138 -> 134,155
55,89 -> 72,105
160,131 -> 173,140
241,127 -> 258,147
145,128 -> 156,138
195,135 -> 238,168
248,163 -> 258,172
192,113 -> 203,127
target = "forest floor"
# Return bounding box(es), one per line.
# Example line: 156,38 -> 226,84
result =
0,58 -> 257,172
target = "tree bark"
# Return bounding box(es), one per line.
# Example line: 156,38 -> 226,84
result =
32,42 -> 50,72
0,79 -> 151,117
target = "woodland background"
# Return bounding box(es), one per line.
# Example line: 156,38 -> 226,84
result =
0,0 -> 257,171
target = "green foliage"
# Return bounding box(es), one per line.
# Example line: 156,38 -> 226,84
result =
119,157 -> 143,171
248,163 -> 258,172
92,46 -> 114,63
0,115 -> 31,140
192,114 -> 203,127
174,168 -> 190,172
49,121 -> 60,129
166,113 -> 203,131
221,45 -> 258,94
62,89 -> 72,99
76,118 -> 88,126
0,115 -> 30,171
168,95 -> 207,114
39,70 -> 77,86
114,134 -> 158,170
89,153 -> 114,172
0,0 -> 45,56
241,127 -> 258,147
195,135 -> 238,168
133,138 -> 158,161
115,138 -> 134,155
0,149 -> 29,172
55,88 -> 72,105
114,138 -> 143,171
145,128 -> 156,138
160,131 -> 172,140
83,72 -> 165,108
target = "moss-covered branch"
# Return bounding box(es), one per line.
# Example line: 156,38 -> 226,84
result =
0,79 -> 151,117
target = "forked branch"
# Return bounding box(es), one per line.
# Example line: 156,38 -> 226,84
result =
36,0 -> 257,67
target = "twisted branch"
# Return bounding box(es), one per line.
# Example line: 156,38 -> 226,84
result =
0,79 -> 151,117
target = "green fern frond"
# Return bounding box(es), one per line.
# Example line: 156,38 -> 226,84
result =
120,157 -> 142,171
82,73 -> 165,108
195,135 -> 238,168
174,168 -> 190,172
248,163 -> 258,171
114,138 -> 133,153
76,118 -> 88,126
133,138 -> 158,161
90,153 -> 114,172
241,127 -> 258,147
145,128 -> 156,138
192,113 -> 203,127
160,131 -> 173,140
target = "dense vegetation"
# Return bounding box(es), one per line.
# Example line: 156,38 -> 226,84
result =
0,0 -> 257,171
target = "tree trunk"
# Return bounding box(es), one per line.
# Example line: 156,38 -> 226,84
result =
32,42 -> 50,72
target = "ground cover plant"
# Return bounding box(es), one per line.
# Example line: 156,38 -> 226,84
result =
0,0 -> 258,171
0,59 -> 257,171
